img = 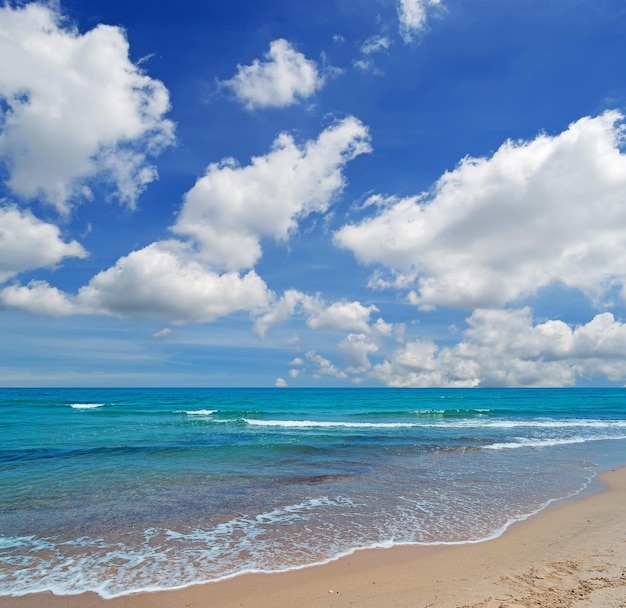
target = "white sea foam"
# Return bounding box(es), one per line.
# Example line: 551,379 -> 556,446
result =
475,419 -> 626,429
413,409 -> 446,415
182,409 -> 217,416
166,496 -> 355,542
413,408 -> 492,415
0,496 -> 358,599
243,417 -> 626,431
422,418 -> 626,430
244,419 -> 417,429
70,403 -> 105,409
484,433 -> 626,450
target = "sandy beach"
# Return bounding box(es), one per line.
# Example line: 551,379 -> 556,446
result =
5,466 -> 625,608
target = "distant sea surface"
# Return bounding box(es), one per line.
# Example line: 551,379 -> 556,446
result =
2,388 -> 626,598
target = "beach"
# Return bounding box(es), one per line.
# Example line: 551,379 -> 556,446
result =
3,388 -> 626,604
5,466 -> 625,608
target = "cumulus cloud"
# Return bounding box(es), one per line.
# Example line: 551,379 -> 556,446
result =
253,289 -> 304,338
336,111 -> 626,310
306,300 -> 379,332
257,292 -> 396,377
372,308 -> 626,387
174,116 -> 371,271
337,332 -> 379,372
0,205 -> 87,282
0,280 -> 76,316
334,315 -> 399,373
75,240 -> 272,323
275,377 -> 288,387
0,2 -> 174,212
1,240 -> 272,322
306,350 -> 347,379
253,288 -> 381,338
2,117 -> 372,325
397,0 -> 442,42
222,39 -> 323,109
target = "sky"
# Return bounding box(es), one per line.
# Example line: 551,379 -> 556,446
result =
1,0 -> 626,388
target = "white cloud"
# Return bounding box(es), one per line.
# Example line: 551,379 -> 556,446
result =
306,300 -> 379,332
465,309 -> 626,383
337,332 -> 379,372
1,239 -> 272,323
75,240 -> 272,323
306,350 -> 347,378
0,3 -> 174,212
397,0 -> 442,42
222,39 -> 323,110
336,111 -> 626,310
1,117 -> 371,326
258,294 -> 395,377
334,317 -> 403,374
253,289 -> 305,338
153,328 -> 172,339
174,116 -> 371,271
353,59 -> 374,72
360,35 -> 391,55
253,289 -> 381,338
371,317 -> 395,337
275,377 -> 288,387
372,308 -> 626,387
353,36 -> 390,74
0,205 -> 87,282
0,280 -> 76,316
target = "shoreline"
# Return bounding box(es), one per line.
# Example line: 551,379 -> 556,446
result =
5,466 -> 626,608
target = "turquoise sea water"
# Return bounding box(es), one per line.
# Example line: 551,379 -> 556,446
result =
1,387 -> 626,598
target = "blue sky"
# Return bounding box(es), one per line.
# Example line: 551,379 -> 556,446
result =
2,0 -> 626,387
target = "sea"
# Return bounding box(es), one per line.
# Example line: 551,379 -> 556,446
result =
1,387 -> 626,599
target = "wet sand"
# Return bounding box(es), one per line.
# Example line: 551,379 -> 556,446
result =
5,467 -> 626,608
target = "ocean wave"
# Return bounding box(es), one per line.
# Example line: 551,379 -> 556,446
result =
69,403 -> 105,410
484,434 -> 626,450
241,417 -> 626,431
470,419 -> 626,430
244,419 -> 418,429
412,408 -> 493,416
181,409 -> 217,416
